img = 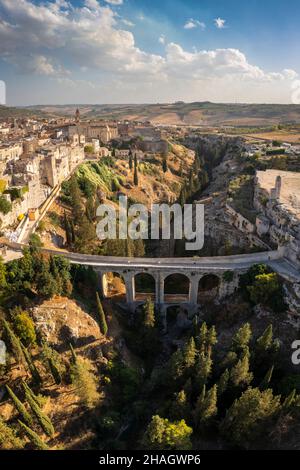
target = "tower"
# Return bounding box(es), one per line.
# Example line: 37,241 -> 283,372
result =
75,108 -> 80,123
275,175 -> 282,199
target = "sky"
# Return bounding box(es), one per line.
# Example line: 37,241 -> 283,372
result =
0,0 -> 299,105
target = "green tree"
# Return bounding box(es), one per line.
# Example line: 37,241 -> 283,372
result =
197,321 -> 208,352
2,320 -> 25,364
247,273 -> 282,308
207,326 -> 218,350
283,389 -> 296,409
86,195 -> 95,222
195,350 -> 212,389
70,356 -> 99,409
0,195 -> 12,214
18,420 -> 49,450
260,365 -> 274,391
13,311 -> 36,347
256,324 -> 273,352
0,418 -> 23,449
170,390 -> 189,421
21,343 -> 42,385
24,385 -> 54,437
230,348 -> 253,388
6,385 -> 33,426
0,258 -> 7,289
183,337 -> 197,371
220,388 -> 281,447
129,153 -> 133,170
162,156 -> 168,173
134,155 -> 139,186
96,292 -> 108,335
42,342 -> 64,385
69,175 -> 83,223
143,298 -> 155,329
218,369 -> 230,396
64,212 -> 72,246
231,323 -> 252,353
143,415 -> 192,450
195,384 -> 218,428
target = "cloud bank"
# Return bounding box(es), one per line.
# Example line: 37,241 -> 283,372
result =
0,0 -> 297,104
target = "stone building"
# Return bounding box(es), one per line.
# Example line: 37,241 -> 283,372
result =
68,121 -> 118,144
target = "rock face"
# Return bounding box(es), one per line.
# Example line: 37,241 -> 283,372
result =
31,297 -> 101,348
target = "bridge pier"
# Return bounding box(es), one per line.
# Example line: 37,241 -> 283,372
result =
123,272 -> 136,313
96,271 -> 108,298
188,274 -> 201,307
156,273 -> 165,306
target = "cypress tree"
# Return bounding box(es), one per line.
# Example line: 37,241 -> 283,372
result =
25,386 -> 55,437
197,384 -> 218,427
183,337 -> 197,371
22,382 -> 45,409
134,155 -> 139,186
143,298 -> 155,329
3,319 -> 24,364
96,292 -> 108,335
21,343 -> 42,385
6,385 -> 33,426
192,315 -> 199,336
232,323 -> 252,352
48,357 -> 62,385
197,321 -> 208,352
18,420 -> 49,450
69,343 -> 77,364
64,212 -> 72,246
170,390 -> 189,421
194,385 -> 206,426
260,365 -> 274,390
129,153 -> 133,170
230,348 -> 253,387
196,350 -> 212,389
70,219 -> 76,243
218,369 -> 230,396
207,326 -> 218,350
162,156 -> 168,173
283,389 -> 296,409
179,187 -> 186,207
256,324 -> 273,352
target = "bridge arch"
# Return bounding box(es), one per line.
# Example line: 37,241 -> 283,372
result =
102,271 -> 126,299
134,272 -> 156,302
164,273 -> 190,303
198,273 -> 220,303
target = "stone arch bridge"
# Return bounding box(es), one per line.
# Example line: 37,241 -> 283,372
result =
6,243 -> 300,316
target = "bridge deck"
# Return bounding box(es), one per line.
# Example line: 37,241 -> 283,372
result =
3,242 -> 300,282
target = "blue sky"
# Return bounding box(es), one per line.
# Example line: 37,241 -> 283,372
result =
0,0 -> 299,105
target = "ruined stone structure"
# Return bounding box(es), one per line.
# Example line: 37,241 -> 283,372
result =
254,170 -> 300,267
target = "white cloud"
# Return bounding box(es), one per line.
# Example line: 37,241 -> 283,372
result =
184,19 -> 206,30
103,0 -> 123,5
214,17 -> 226,29
0,0 -> 297,104
121,19 -> 135,27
